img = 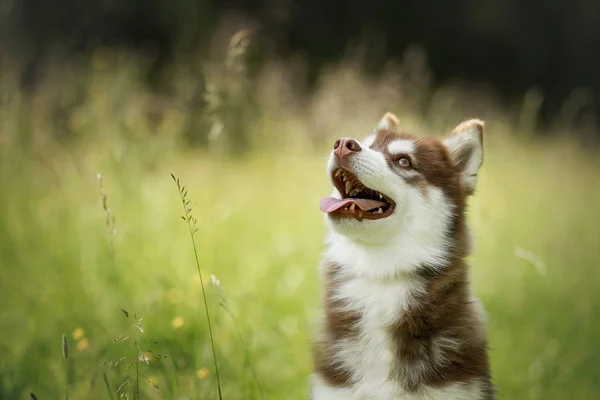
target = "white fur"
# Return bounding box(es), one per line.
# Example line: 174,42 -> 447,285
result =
312,373 -> 487,399
424,379 -> 487,400
387,139 -> 415,155
311,374 -> 354,399
331,271 -> 424,398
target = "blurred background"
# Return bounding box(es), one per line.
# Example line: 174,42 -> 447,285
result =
1,1 -> 600,399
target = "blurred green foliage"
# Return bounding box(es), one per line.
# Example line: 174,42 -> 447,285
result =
4,0 -> 600,125
1,30 -> 600,400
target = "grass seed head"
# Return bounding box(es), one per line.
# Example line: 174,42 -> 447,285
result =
62,334 -> 68,360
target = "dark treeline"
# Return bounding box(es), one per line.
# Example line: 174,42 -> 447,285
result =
2,0 -> 600,129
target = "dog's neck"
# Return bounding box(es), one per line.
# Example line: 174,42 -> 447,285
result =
323,221 -> 470,281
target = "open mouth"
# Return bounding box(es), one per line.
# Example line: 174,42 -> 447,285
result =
319,168 -> 396,221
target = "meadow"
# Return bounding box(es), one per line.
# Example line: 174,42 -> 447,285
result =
1,35 -> 600,400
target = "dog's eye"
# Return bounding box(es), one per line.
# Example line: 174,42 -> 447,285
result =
397,157 -> 411,168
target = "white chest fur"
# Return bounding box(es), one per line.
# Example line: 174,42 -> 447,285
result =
313,265 -> 486,399
329,275 -> 422,399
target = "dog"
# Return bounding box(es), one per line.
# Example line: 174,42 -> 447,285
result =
311,113 -> 493,399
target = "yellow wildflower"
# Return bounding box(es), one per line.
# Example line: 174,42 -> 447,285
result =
76,338 -> 89,351
172,316 -> 185,329
197,367 -> 209,380
72,327 -> 85,340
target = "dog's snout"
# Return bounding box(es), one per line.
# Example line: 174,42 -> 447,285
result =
333,137 -> 361,159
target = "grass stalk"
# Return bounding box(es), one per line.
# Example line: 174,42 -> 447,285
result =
211,275 -> 264,399
130,316 -> 142,400
230,316 -> 264,399
102,371 -> 115,400
62,334 -> 69,400
171,173 -> 223,400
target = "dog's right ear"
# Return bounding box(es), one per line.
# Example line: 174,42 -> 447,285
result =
377,112 -> 399,132
444,119 -> 484,195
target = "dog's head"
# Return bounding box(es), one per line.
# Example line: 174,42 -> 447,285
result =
320,113 -> 484,245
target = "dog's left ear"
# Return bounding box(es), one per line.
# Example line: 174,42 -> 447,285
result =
377,112 -> 399,132
444,119 -> 484,194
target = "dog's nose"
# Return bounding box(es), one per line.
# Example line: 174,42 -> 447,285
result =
333,137 -> 361,159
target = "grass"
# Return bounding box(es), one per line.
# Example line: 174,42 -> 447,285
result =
172,173 -> 223,399
1,41 -> 600,399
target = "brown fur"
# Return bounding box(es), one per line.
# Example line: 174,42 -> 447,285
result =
312,262 -> 358,387
390,261 -> 493,396
313,124 -> 494,398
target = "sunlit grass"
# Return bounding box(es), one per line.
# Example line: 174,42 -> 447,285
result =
1,45 -> 600,399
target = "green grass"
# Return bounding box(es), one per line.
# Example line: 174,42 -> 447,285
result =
1,50 -> 600,399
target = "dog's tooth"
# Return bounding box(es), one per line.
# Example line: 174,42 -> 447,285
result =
345,182 -> 351,193
379,193 -> 383,199
349,204 -> 356,211
377,208 -> 383,214
335,169 -> 342,177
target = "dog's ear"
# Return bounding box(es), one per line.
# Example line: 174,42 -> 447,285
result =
444,119 -> 484,195
376,112 -> 399,132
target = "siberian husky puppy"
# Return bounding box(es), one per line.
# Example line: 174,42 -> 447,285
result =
312,113 -> 493,400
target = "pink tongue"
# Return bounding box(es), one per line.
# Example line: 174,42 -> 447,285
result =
320,197 -> 388,213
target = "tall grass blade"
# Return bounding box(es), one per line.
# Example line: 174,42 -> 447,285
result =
171,173 -> 223,400
102,371 -> 115,400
